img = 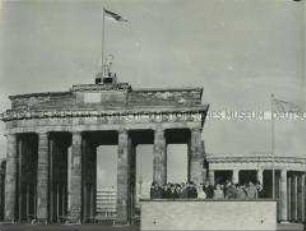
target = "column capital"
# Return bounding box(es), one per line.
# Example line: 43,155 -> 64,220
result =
154,127 -> 165,133
281,168 -> 288,174
257,168 -> 264,173
71,131 -> 82,136
37,132 -> 48,137
190,127 -> 202,132
118,128 -> 128,134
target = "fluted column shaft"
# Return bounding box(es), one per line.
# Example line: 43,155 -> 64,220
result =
18,137 -> 25,221
4,134 -> 18,221
189,128 -> 204,185
68,132 -> 82,222
257,169 -> 263,186
153,128 -> 167,186
209,170 -> 215,186
297,173 -> 305,222
292,175 -> 298,221
279,169 -> 288,222
232,169 -> 239,184
36,133 -> 49,222
288,176 -> 292,221
117,129 -> 130,223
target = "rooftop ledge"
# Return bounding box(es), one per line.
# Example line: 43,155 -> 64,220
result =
8,83 -> 203,99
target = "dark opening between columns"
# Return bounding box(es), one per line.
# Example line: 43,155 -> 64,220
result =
16,133 -> 38,222
48,132 -> 71,223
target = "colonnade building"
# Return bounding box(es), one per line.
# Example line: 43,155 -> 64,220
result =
0,78 -> 208,224
207,154 -> 306,223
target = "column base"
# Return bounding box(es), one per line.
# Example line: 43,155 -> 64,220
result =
114,219 -> 130,225
36,218 -> 49,224
3,218 -> 15,223
67,213 -> 81,224
279,220 -> 290,224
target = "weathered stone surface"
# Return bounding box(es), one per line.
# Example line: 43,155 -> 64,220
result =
291,175 -> 298,221
116,129 -> 130,223
297,173 -> 305,222
141,200 -> 277,231
0,159 -> 6,220
188,128 -> 204,185
4,84 -> 203,113
68,132 -> 82,222
279,169 -> 288,222
0,82 -> 210,224
4,134 -> 17,221
153,129 -> 167,186
36,133 -> 49,222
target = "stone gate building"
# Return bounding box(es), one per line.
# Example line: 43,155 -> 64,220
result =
0,75 -> 208,223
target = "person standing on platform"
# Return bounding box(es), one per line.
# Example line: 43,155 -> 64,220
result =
173,184 -> 181,199
213,184 -> 224,200
203,181 -> 214,199
255,180 -> 263,199
225,181 -> 237,199
236,184 -> 247,200
197,184 -> 207,199
246,181 -> 257,199
180,182 -> 188,199
150,182 -> 159,199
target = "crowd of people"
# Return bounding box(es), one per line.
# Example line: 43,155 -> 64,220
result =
150,180 -> 263,200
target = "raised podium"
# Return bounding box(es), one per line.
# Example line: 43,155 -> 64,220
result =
140,199 -> 277,231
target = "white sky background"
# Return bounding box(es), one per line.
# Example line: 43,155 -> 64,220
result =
0,0 -> 305,168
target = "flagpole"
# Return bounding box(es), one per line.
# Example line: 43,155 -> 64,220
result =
271,93 -> 275,200
102,7 -> 106,73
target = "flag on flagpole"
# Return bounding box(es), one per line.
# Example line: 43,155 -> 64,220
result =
104,8 -> 128,22
272,98 -> 301,113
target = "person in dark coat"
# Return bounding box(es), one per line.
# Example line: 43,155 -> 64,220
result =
180,182 -> 188,199
165,183 -> 173,199
161,184 -> 168,199
173,184 -> 181,199
225,181 -> 236,199
203,181 -> 214,199
236,184 -> 247,200
188,181 -> 198,199
150,181 -> 162,199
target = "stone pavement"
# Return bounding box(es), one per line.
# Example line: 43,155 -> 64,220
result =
0,223 -> 140,231
0,223 -> 304,231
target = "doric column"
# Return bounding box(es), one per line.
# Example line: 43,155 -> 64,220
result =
189,128 -> 204,185
153,128 -> 167,186
279,169 -> 288,222
208,170 -> 215,186
257,169 -> 264,186
297,173 -> 305,222
117,129 -> 130,224
0,160 -> 6,220
4,134 -> 18,222
232,169 -> 239,184
18,136 -> 25,221
36,132 -> 49,222
292,175 -> 298,222
49,138 -> 55,222
302,173 -> 306,223
68,132 -> 82,223
287,176 -> 292,221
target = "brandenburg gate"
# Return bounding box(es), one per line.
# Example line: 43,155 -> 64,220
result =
0,74 -> 208,223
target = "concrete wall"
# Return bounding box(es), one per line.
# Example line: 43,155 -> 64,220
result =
141,200 -> 277,231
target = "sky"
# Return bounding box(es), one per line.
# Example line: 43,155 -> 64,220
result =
0,0 -> 305,188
